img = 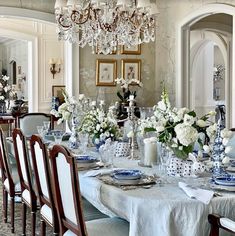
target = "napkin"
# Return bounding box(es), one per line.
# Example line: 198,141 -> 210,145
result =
83,168 -> 123,177
178,182 -> 214,204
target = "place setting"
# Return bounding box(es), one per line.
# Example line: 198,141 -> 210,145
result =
97,169 -> 158,190
75,154 -> 104,171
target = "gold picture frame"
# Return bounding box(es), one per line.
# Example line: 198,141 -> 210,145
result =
121,45 -> 141,55
96,59 -> 117,86
122,59 -> 141,82
52,85 -> 65,104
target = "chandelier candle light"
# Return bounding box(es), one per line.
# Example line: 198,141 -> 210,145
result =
54,0 -> 159,54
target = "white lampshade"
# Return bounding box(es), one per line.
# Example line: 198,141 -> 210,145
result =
149,3 -> 159,15
137,0 -> 151,8
54,0 -> 67,9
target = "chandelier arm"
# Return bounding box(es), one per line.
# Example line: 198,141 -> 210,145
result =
57,14 -> 72,29
71,8 -> 91,25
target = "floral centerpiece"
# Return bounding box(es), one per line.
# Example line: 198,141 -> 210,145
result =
115,77 -> 143,103
50,90 -> 86,125
79,107 -> 121,146
139,87 -> 217,160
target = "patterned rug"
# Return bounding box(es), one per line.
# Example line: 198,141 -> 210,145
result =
0,184 -> 53,236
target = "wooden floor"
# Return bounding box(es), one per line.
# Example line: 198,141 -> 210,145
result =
0,184 -> 53,236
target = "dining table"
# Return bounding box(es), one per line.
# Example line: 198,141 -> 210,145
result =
77,156 -> 235,236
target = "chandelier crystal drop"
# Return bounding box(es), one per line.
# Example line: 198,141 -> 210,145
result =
54,0 -> 159,55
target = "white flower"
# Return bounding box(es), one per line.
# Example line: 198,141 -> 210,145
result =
183,114 -> 195,126
221,128 -> 233,139
225,146 -> 233,154
157,100 -> 167,111
155,126 -> 165,133
94,138 -> 100,144
0,96 -> 4,100
222,156 -> 230,164
175,123 -> 198,146
203,145 -> 211,153
208,111 -> 216,116
78,94 -> 85,100
196,119 -> 207,128
96,124 -> 100,131
222,138 -> 229,146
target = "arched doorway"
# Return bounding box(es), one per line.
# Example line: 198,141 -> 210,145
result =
0,7 -> 73,112
176,4 -> 235,128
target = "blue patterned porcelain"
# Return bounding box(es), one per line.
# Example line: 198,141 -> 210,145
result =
75,155 -> 97,163
113,170 -> 142,180
214,177 -> 235,186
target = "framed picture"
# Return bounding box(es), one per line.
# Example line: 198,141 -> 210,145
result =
52,85 -> 65,104
122,59 -> 141,82
96,59 -> 117,86
121,45 -> 141,55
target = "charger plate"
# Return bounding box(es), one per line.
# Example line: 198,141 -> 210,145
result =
98,174 -> 157,187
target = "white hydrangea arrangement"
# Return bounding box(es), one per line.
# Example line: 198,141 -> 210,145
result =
50,91 -> 86,124
139,87 -> 218,160
79,107 -> 121,144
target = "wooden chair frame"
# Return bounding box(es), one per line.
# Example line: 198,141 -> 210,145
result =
0,128 -> 21,233
49,145 -> 87,236
30,134 -> 59,235
208,214 -> 235,236
12,128 -> 37,236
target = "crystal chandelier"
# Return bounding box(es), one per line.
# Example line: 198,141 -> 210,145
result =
54,0 -> 159,54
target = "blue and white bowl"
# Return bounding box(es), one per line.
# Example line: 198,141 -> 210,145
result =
214,177 -> 235,186
113,169 -> 142,180
75,155 -> 98,163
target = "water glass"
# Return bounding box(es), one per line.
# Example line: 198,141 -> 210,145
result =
53,130 -> 64,144
43,121 -> 51,133
79,132 -> 89,153
37,125 -> 47,138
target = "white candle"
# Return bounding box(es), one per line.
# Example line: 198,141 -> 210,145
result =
143,137 -> 158,166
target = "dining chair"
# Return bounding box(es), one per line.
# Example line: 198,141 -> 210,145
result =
208,214 -> 235,236
0,127 -> 21,233
17,112 -> 53,137
30,134 -> 59,235
49,144 -> 129,236
12,128 -> 37,236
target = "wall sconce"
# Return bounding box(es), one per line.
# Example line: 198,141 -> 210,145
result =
49,58 -> 62,79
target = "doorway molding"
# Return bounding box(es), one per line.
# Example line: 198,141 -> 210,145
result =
0,7 -> 73,112
176,3 -> 235,127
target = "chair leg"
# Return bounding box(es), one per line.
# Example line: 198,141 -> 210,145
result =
31,211 -> 36,236
3,190 -> 8,223
10,196 -> 15,233
40,219 -> 46,236
22,202 -> 27,236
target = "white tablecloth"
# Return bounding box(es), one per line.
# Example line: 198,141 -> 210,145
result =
79,158 -> 235,236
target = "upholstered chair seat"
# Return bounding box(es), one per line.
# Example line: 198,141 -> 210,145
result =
63,218 -> 129,236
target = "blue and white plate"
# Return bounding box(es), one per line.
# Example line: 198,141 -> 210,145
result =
75,155 -> 98,163
214,177 -> 235,186
113,169 -> 142,180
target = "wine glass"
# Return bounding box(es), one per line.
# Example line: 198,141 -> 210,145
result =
78,132 -> 89,153
43,121 -> 51,133
37,125 -> 47,139
53,130 -> 64,144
